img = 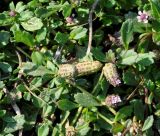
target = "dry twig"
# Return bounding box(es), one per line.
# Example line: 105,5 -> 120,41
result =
86,0 -> 101,55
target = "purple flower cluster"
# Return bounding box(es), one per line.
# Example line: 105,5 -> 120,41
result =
137,11 -> 149,23
105,94 -> 122,107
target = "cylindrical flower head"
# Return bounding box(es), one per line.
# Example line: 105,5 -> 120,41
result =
105,94 -> 122,107
58,64 -> 76,77
103,63 -> 121,87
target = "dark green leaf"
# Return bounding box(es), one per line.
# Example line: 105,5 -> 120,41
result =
74,93 -> 100,107
114,105 -> 133,122
0,31 -> 10,47
54,32 -> 69,44
57,99 -> 78,111
92,47 -> 107,62
0,62 -> 12,73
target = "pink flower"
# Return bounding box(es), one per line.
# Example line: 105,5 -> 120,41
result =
137,11 -> 149,23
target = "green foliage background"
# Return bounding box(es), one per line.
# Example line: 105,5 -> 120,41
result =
0,0 -> 160,135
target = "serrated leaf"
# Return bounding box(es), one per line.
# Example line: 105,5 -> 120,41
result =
21,17 -> 43,31
114,105 -> 133,122
119,49 -> 138,65
54,32 -> 68,44
14,30 -> 34,47
3,115 -> 25,134
57,99 -> 78,111
70,27 -> 87,40
142,115 -> 154,131
15,2 -> 26,13
121,19 -> 133,49
38,124 -> 49,136
74,93 -> 100,107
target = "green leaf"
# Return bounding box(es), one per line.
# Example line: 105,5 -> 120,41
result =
26,66 -> 53,76
32,95 -> 45,108
92,47 -> 107,62
0,62 -> 12,73
57,99 -> 78,111
54,32 -> 69,44
15,2 -> 26,13
0,110 -> 6,118
42,105 -> 54,117
36,27 -> 47,42
142,115 -> 154,131
120,19 -> 133,49
70,27 -> 87,40
14,30 -> 34,47
112,123 -> 124,134
150,0 -> 160,19
62,2 -> 72,18
0,31 -> 10,47
132,99 -> 144,120
114,105 -> 133,122
19,10 -> 33,21
21,17 -> 43,31
119,49 -> 138,65
3,115 -> 25,134
31,51 -> 44,65
0,81 -> 5,89
152,32 -> 160,45
74,93 -> 100,107
39,0 -> 49,3
123,69 -> 139,86
38,124 -> 49,136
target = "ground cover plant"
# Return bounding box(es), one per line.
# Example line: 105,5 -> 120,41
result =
1,0 -> 160,135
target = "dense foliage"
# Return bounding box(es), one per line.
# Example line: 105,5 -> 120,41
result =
1,0 -> 160,135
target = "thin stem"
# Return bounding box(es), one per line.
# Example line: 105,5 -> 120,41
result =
71,107 -> 83,126
86,0 -> 101,55
22,80 -> 47,105
16,46 -> 31,59
92,71 -> 104,94
60,111 -> 70,126
126,80 -> 143,101
97,112 -> 113,125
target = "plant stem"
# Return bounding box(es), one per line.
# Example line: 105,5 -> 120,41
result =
60,111 -> 70,126
97,112 -> 113,125
86,0 -> 101,55
92,71 -> 103,95
16,46 -> 31,59
71,107 -> 83,126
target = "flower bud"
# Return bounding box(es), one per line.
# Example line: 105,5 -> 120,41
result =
105,94 -> 121,107
9,10 -> 16,17
103,63 -> 121,87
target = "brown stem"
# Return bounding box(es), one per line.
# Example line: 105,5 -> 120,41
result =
86,0 -> 101,55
